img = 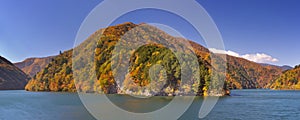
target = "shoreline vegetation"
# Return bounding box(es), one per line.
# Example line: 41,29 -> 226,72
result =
22,23 -> 300,95
24,22 -> 230,96
1,22 -> 299,96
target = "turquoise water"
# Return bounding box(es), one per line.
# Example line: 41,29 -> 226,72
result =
0,91 -> 94,120
0,90 -> 299,120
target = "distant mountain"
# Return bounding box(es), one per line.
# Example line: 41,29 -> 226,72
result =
0,56 -> 29,90
280,65 -> 293,71
269,65 -> 300,90
260,63 -> 293,71
25,22 -> 284,95
14,56 -> 55,77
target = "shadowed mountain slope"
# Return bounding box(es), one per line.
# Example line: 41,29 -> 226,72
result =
0,56 -> 29,90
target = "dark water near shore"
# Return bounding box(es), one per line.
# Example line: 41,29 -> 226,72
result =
0,90 -> 299,120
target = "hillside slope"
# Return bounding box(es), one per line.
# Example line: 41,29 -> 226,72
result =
25,51 -> 74,92
226,55 -> 282,89
15,56 -> 54,77
25,22 -> 283,95
26,22 -> 226,96
269,65 -> 300,90
0,56 -> 29,90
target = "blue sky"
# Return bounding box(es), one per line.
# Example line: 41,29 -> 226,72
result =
0,0 -> 299,66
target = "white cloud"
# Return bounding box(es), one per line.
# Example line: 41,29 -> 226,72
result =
209,48 -> 279,63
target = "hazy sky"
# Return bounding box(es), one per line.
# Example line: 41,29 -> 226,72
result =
0,0 -> 299,66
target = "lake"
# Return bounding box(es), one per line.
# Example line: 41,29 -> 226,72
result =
0,90 -> 299,120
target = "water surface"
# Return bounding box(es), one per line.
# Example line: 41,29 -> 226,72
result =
0,90 -> 299,120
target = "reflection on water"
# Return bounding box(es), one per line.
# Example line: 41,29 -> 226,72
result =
107,94 -> 174,113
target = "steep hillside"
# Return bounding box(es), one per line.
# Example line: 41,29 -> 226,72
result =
226,55 -> 282,89
269,65 -> 300,90
25,51 -> 75,92
188,43 -> 283,89
14,56 -> 54,77
0,56 -> 29,90
26,22 -> 227,96
25,22 -> 283,95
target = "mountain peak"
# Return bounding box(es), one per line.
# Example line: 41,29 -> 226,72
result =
25,22 -> 283,95
0,56 -> 14,65
115,22 -> 136,26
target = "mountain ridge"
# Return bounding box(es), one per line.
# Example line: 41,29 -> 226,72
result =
25,22 -> 285,95
14,56 -> 55,77
260,63 -> 293,71
269,65 -> 300,90
0,56 -> 29,90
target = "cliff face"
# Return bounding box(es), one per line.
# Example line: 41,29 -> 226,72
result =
25,22 -> 284,95
14,56 -> 54,77
0,56 -> 29,90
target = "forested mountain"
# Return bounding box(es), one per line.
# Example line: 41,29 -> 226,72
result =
25,50 -> 75,92
269,65 -> 300,90
260,63 -> 293,71
14,56 -> 54,77
25,22 -> 284,95
26,22 -> 227,96
226,56 -> 282,89
280,65 -> 293,71
0,56 -> 29,90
